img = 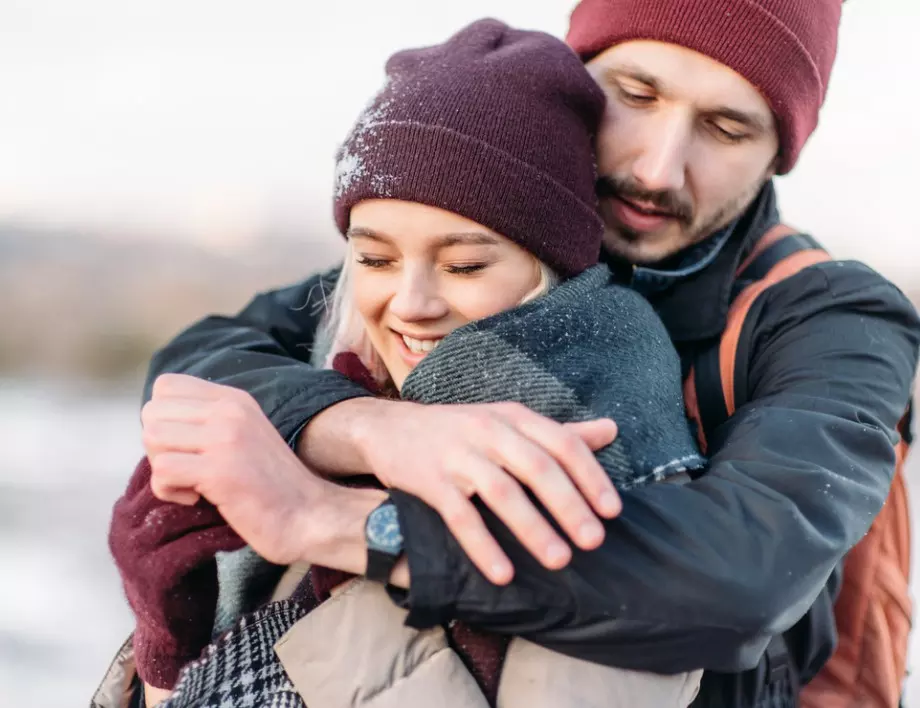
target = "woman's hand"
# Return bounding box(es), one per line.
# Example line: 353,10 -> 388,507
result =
303,396 -> 621,584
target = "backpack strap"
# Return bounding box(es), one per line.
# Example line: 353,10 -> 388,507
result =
686,225 -> 831,449
681,225 -> 831,693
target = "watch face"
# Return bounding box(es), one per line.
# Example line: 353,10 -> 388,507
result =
366,502 -> 404,554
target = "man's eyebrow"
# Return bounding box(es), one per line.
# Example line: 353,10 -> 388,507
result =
602,65 -> 662,91
600,65 -> 771,133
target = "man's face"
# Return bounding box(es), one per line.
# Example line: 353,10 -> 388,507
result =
587,41 -> 780,265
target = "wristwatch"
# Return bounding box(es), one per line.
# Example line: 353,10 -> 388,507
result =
364,496 -> 405,584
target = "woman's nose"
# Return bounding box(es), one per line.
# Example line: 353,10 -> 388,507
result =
388,269 -> 450,322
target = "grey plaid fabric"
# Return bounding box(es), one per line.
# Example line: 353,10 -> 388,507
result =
402,265 -> 705,489
161,600 -> 308,708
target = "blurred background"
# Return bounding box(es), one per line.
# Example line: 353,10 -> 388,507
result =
0,1 -> 918,705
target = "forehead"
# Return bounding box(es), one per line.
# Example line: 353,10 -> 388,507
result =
349,199 -> 506,249
588,40 -> 773,120
351,200 -> 487,234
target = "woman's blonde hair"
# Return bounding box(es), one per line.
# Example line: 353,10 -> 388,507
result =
317,241 -> 559,384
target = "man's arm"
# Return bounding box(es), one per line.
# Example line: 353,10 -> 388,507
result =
375,262 -> 919,674
141,269 -> 623,579
142,266 -> 372,444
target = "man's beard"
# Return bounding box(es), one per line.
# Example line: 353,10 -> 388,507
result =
596,173 -> 767,265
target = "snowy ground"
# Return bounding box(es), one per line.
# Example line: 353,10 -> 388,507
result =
2,380 -> 918,707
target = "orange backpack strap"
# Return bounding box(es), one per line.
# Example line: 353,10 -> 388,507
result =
683,225 -> 915,707
685,226 -> 831,450
681,225 -> 832,688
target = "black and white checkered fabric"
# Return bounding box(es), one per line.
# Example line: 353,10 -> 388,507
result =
161,600 -> 307,708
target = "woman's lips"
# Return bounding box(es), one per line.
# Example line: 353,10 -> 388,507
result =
393,331 -> 443,366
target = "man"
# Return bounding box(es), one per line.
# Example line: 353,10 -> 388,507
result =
139,1 -> 920,706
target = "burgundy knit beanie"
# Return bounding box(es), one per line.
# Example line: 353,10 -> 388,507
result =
566,0 -> 844,174
333,18 -> 606,277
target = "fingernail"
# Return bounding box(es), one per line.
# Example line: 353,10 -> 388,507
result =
599,490 -> 620,515
546,541 -> 571,566
579,520 -> 604,546
491,562 -> 513,583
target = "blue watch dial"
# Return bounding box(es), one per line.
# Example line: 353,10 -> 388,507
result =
366,502 -> 404,554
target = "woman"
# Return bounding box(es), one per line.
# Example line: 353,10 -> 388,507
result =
102,19 -> 705,708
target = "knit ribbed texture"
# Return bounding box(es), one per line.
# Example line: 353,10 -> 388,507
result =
566,0 -> 843,173
108,457 -> 247,689
401,265 -> 705,487
333,18 -> 606,277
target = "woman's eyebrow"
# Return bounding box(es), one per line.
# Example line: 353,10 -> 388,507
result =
347,227 -> 498,247
435,232 -> 500,247
346,226 -> 391,243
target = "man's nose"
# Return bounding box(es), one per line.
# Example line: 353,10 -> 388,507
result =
631,111 -> 690,194
388,268 -> 449,322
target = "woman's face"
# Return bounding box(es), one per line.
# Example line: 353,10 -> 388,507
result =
349,199 -> 542,390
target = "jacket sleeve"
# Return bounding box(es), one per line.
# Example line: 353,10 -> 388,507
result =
389,261 -> 920,674
142,266 -> 371,443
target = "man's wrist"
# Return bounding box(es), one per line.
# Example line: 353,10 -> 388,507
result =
300,485 -> 410,589
296,398 -> 391,476
302,485 -> 387,574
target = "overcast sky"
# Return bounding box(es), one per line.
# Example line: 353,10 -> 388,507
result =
0,0 -> 917,284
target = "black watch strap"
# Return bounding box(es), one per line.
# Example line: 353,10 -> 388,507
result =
366,547 -> 402,584
364,498 -> 405,584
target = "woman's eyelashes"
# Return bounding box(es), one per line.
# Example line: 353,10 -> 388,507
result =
355,254 -> 393,269
355,253 -> 490,275
444,262 -> 488,275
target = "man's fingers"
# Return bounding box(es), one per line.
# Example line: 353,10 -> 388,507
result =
503,406 -> 621,522
142,420 -> 208,456
433,487 -> 515,585
151,373 -> 226,401
155,487 -> 202,506
464,456 -> 573,570
564,419 -> 622,518
142,398 -> 212,426
149,451 -> 204,501
565,419 -> 619,451
486,424 -> 602,553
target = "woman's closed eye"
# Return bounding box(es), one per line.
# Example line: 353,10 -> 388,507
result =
356,254 -> 394,269
445,262 -> 488,275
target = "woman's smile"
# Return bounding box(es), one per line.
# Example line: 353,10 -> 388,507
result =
393,330 -> 445,367
349,199 -> 544,390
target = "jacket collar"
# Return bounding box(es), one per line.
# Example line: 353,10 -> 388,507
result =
611,181 -> 781,343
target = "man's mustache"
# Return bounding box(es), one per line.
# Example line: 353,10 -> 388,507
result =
596,176 -> 693,225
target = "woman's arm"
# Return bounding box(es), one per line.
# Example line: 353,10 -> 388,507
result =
109,458 -> 245,689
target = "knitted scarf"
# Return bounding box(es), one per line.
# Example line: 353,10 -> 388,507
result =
307,263 -> 705,702
162,264 -> 705,707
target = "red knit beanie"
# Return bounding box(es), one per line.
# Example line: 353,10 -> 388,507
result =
566,0 -> 844,173
333,18 -> 606,277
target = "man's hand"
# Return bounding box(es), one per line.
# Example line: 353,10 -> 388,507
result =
300,397 -> 621,584
142,373 -> 344,567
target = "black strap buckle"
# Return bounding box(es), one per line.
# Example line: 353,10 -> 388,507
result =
765,634 -> 791,684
